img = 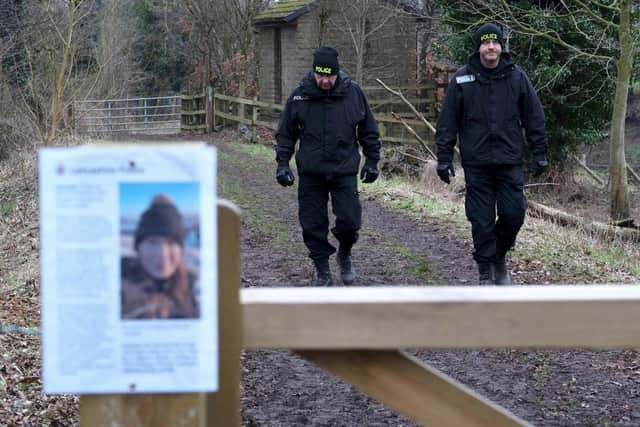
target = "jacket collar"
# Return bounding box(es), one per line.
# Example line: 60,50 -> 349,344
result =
467,52 -> 515,81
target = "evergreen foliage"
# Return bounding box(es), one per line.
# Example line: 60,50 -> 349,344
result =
433,1 -> 638,161
130,0 -> 190,94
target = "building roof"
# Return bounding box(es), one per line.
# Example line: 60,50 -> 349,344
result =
254,0 -> 320,26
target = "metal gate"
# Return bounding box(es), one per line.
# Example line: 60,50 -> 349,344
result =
73,95 -> 181,135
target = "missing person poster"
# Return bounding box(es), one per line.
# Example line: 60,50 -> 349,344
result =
39,144 -> 218,394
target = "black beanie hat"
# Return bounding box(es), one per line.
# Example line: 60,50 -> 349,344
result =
313,46 -> 339,75
474,23 -> 504,50
134,194 -> 185,249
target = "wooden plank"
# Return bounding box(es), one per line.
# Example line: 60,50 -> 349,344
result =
362,84 -> 435,92
81,394 -> 206,426
254,119 -> 278,131
206,87 -> 213,133
252,99 -> 285,111
214,110 -> 253,126
182,93 -> 205,101
206,200 -> 242,427
298,350 -> 530,427
214,93 -> 256,105
214,93 -> 284,111
181,124 -> 207,130
369,97 -> 431,106
376,115 -> 430,126
181,110 -> 206,116
242,285 -> 640,349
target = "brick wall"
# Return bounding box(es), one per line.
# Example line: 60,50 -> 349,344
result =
281,14 -> 320,101
256,27 -> 276,103
255,1 -> 420,103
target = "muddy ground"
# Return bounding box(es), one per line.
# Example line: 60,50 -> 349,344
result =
214,135 -> 640,427
1,131 -> 640,426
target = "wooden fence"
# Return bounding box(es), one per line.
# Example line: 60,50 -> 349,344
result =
178,83 -> 444,147
72,81 -> 445,143
82,200 -> 640,427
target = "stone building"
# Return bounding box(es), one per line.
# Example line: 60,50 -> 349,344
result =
253,0 -> 422,104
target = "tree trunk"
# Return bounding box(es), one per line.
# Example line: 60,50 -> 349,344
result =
46,0 -> 76,146
355,16 -> 366,84
608,0 -> 634,220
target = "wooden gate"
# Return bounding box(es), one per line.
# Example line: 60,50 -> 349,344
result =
81,200 -> 640,426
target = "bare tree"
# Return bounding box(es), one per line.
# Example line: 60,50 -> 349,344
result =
175,0 -> 271,91
322,0 -> 413,84
47,0 -> 83,144
93,0 -> 143,99
5,0 -> 100,144
3,0 -> 143,145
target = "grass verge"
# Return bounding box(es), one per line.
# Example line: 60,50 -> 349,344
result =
227,137 -> 640,284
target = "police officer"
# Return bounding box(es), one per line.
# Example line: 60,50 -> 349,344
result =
275,46 -> 381,286
435,23 -> 549,285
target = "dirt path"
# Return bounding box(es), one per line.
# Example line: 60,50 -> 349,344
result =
2,133 -> 639,426
214,137 -> 640,427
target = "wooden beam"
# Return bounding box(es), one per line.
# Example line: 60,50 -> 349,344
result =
214,110 -> 253,126
206,200 -> 242,426
242,285 -> 640,349
298,350 -> 530,427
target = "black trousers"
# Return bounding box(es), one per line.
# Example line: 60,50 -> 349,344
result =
463,165 -> 527,265
298,174 -> 362,260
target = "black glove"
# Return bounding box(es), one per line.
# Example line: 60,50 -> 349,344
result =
276,165 -> 295,187
531,158 -> 548,177
436,163 -> 455,184
360,160 -> 379,184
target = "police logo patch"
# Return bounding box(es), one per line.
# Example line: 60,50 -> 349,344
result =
293,95 -> 308,101
456,74 -> 476,84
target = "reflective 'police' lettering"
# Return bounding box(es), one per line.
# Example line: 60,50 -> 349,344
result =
480,33 -> 498,42
293,95 -> 308,101
314,66 -> 332,74
456,74 -> 476,84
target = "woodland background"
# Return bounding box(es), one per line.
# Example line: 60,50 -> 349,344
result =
0,0 -> 639,217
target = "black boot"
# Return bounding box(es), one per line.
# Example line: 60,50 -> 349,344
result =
313,258 -> 333,287
337,251 -> 356,285
477,263 -> 494,286
493,257 -> 512,285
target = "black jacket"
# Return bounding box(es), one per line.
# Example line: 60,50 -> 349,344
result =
276,71 -> 380,176
436,53 -> 548,167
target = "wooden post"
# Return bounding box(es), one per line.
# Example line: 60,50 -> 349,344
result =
238,82 -> 246,122
108,101 -> 112,134
180,95 -> 185,132
252,96 -> 258,127
378,121 -> 386,141
212,91 -> 217,131
206,86 -> 214,134
206,200 -> 242,426
80,200 -> 242,427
